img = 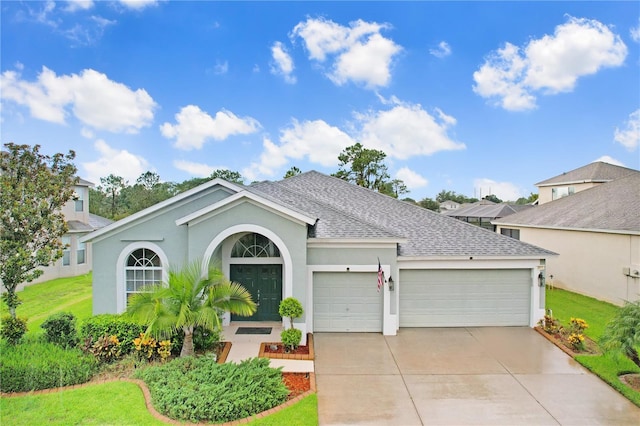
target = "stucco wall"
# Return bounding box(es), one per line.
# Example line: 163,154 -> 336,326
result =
538,182 -> 599,205
497,225 -> 640,305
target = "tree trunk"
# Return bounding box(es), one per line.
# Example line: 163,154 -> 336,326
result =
627,347 -> 640,368
180,326 -> 195,357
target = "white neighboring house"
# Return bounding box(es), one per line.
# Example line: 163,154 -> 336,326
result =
494,162 -> 640,305
30,178 -> 112,284
439,200 -> 461,211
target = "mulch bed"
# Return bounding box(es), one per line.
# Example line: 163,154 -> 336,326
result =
259,333 -> 314,360
620,373 -> 640,392
534,326 -> 600,357
282,372 -> 312,398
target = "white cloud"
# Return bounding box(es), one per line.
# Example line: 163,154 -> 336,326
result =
396,167 -> 428,189
64,1 -> 94,12
118,0 -> 158,10
631,19 -> 640,42
213,60 -> 228,75
429,41 -> 451,58
614,109 -> 640,151
160,105 -> 261,150
292,17 -> 401,89
594,155 -> 625,167
473,16 -> 627,111
358,103 -> 465,159
173,160 -> 221,177
473,178 -> 523,201
270,41 -> 296,84
82,139 -> 150,184
243,100 -> 464,181
0,66 -> 156,133
80,127 -> 94,139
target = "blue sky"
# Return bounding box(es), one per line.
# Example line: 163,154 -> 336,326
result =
2,1 -> 639,201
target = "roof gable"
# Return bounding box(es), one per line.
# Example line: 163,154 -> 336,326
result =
536,162 -> 639,187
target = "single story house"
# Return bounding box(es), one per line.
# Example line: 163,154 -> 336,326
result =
442,200 -> 533,231
82,171 -> 555,339
494,164 -> 640,305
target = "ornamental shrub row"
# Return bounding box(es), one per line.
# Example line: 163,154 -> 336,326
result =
135,356 -> 289,423
79,314 -> 146,354
0,341 -> 98,393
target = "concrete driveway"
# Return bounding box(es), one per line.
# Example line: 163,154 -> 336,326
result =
314,327 -> 640,425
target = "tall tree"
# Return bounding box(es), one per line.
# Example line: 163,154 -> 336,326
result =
126,261 -> 256,357
515,192 -> 539,205
380,179 -> 408,199
284,166 -> 302,179
418,197 -> 440,212
210,169 -> 244,184
99,174 -> 128,219
435,189 -> 478,204
333,143 -> 391,192
0,143 -> 77,317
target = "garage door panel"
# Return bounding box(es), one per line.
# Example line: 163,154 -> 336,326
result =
400,269 -> 531,327
313,272 -> 382,332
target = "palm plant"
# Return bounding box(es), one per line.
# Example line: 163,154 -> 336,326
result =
600,300 -> 640,368
126,260 -> 256,357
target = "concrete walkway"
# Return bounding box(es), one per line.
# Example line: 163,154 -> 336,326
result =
315,327 -> 640,425
222,321 -> 314,372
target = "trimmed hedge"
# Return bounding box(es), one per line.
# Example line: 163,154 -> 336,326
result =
135,357 -> 289,423
79,314 -> 145,354
0,341 -> 98,392
41,312 -> 78,348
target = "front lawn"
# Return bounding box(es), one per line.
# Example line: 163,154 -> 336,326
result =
546,288 -> 640,407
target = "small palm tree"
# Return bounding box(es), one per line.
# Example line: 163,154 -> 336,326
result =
600,300 -> 640,368
126,260 -> 256,357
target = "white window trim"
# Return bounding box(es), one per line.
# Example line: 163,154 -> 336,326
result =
116,242 -> 170,313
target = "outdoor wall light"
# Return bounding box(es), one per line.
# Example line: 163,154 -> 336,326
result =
388,276 -> 394,291
538,272 -> 545,287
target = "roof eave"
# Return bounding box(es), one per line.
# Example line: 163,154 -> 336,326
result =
492,221 -> 640,236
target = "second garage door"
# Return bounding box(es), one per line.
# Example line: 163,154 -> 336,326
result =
313,272 -> 383,332
399,269 -> 531,327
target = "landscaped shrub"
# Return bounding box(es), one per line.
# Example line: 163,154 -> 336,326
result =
41,312 -> 78,348
84,334 -> 122,363
0,315 -> 28,345
279,297 -> 304,350
568,317 -> 589,351
281,328 -> 303,351
133,333 -> 172,362
0,341 -> 98,392
135,357 -> 289,423
79,314 -> 145,354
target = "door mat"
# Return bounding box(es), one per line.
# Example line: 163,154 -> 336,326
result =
236,327 -> 272,335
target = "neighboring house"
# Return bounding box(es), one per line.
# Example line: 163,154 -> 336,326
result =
442,200 -> 533,231
32,178 -> 112,284
82,171 -> 554,340
494,168 -> 640,305
439,200 -> 460,211
536,161 -> 638,205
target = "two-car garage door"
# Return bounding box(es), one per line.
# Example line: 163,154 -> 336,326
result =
399,269 -> 531,327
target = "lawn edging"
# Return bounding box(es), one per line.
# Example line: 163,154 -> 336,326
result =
1,374 -> 317,425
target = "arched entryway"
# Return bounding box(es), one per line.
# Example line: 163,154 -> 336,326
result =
202,224 -> 293,324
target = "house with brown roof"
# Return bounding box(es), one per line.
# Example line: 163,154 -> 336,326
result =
494,163 -> 640,305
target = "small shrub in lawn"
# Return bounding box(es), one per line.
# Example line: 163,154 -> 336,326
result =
41,312 -> 78,348
135,356 -> 289,423
0,315 -> 28,345
85,334 -> 122,363
0,341 -> 98,392
79,314 -> 145,354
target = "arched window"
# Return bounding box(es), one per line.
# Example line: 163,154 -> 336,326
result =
125,248 -> 162,301
231,233 -> 281,258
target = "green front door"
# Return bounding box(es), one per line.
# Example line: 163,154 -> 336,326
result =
230,264 -> 282,321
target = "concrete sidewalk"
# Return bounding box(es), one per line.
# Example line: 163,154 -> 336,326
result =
315,328 -> 640,425
222,321 -> 314,373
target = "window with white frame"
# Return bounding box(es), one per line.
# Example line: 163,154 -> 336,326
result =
74,191 -> 84,212
231,233 -> 281,258
62,236 -> 71,266
77,241 -> 86,264
125,248 -> 162,302
551,186 -> 575,200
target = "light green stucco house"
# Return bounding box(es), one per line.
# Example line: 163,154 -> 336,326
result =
82,171 -> 554,339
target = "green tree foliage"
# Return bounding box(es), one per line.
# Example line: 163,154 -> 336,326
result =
435,189 -> 478,204
126,260 -> 256,357
418,197 -> 440,211
210,169 -> 244,184
515,192 -> 539,205
99,174 -> 128,219
600,300 -> 640,368
483,194 -> 502,203
380,179 -> 408,199
0,143 -> 77,316
284,166 -> 302,178
333,143 -> 390,190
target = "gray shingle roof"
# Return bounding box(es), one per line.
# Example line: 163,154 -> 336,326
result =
442,203 -> 532,219
535,161 -> 638,186
495,173 -> 640,233
88,213 -> 113,229
250,171 -> 554,258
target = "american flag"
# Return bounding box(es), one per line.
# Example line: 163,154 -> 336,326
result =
377,259 -> 384,292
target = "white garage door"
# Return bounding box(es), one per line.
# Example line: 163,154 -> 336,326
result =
313,272 -> 383,332
400,269 -> 531,327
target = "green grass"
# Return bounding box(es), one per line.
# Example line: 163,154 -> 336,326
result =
0,274 -> 93,334
546,287 -> 640,407
1,275 -> 319,424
